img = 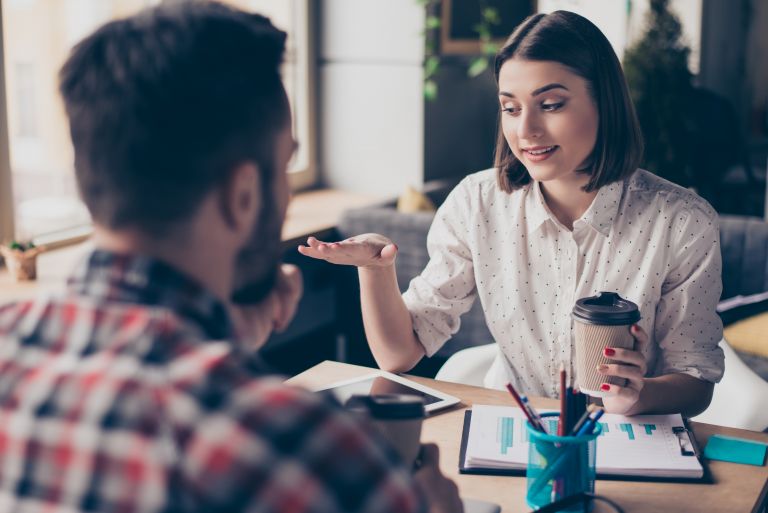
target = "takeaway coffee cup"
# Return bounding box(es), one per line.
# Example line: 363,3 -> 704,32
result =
345,394 -> 426,469
572,292 -> 641,397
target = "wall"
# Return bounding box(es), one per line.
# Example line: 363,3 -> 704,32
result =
317,0 -> 425,197
423,61 -> 498,182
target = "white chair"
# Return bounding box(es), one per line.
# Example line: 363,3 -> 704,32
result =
692,340 -> 768,431
435,343 -> 496,387
435,339 -> 768,431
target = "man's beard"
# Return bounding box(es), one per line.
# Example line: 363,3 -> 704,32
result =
231,196 -> 284,305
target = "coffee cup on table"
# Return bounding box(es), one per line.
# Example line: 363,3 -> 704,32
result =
345,394 -> 426,469
572,292 -> 641,397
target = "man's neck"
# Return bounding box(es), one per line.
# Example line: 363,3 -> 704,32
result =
92,226 -> 233,302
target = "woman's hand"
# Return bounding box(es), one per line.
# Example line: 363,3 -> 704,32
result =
599,324 -> 649,415
297,233 -> 397,268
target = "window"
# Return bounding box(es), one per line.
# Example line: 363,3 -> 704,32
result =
0,0 -> 316,245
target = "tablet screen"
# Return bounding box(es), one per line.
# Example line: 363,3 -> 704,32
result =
323,376 -> 444,406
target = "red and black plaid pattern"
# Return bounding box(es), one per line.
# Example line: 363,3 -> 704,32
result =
0,251 -> 425,513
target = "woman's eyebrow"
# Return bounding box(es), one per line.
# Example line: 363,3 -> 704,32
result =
532,83 -> 568,96
498,83 -> 570,98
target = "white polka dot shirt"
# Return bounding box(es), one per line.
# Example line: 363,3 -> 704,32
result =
402,168 -> 725,397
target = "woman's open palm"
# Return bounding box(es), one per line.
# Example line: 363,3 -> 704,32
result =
297,233 -> 397,268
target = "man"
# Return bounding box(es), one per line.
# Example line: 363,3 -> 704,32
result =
0,3 -> 461,512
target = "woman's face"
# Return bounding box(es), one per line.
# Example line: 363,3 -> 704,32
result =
498,58 -> 599,184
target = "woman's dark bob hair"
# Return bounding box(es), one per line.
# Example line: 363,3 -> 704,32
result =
494,10 -> 643,193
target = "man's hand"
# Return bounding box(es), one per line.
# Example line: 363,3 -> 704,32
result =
600,324 -> 648,415
297,233 -> 397,268
230,264 -> 303,351
413,444 -> 464,513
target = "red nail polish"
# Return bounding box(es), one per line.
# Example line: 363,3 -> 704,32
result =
604,347 -> 615,357
600,383 -> 611,391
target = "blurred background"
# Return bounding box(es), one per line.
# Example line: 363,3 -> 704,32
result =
1,0 -> 766,246
1,0 -> 767,376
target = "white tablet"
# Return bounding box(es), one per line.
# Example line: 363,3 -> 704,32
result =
313,371 -> 461,413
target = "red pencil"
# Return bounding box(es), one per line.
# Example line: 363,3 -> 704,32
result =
505,382 -> 546,432
558,363 -> 566,436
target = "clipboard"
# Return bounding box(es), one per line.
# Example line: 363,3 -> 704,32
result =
458,409 -> 711,482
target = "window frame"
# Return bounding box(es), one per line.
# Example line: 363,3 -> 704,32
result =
285,0 -> 318,191
0,0 -> 15,245
0,0 -> 318,247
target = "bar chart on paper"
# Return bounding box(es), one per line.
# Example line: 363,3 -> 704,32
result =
465,405 -> 704,478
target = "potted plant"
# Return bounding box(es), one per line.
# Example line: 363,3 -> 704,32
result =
623,0 -> 694,188
1,240 -> 45,282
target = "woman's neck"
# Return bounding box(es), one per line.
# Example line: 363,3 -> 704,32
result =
539,176 -> 598,231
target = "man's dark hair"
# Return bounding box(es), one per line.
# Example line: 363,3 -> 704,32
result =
493,10 -> 644,193
59,1 -> 288,236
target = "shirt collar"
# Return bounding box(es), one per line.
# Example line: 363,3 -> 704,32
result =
580,179 -> 623,237
525,182 -> 551,235
525,179 -> 624,237
67,250 -> 235,340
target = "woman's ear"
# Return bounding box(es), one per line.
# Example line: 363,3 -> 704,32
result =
219,161 -> 261,236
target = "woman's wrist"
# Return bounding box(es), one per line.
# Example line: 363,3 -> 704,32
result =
358,263 -> 396,274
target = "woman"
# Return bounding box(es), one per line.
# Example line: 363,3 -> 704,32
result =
299,11 -> 724,417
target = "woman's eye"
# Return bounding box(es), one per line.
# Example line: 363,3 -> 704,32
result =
541,101 -> 564,112
502,106 -> 520,115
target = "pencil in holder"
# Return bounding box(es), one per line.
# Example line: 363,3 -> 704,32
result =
525,412 -> 601,512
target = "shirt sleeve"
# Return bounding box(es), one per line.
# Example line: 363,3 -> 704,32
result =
177,378 -> 427,513
654,204 -> 725,382
402,179 -> 478,357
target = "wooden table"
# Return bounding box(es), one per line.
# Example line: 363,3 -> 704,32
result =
288,361 -> 768,513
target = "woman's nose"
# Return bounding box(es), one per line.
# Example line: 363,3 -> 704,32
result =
517,111 -> 543,140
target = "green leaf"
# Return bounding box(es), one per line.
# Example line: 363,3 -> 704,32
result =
482,7 -> 501,25
482,41 -> 499,55
472,23 -> 490,39
424,56 -> 440,78
424,80 -> 438,101
467,57 -> 489,77
425,15 -> 441,29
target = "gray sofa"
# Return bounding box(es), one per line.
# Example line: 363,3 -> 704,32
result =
336,179 -> 768,377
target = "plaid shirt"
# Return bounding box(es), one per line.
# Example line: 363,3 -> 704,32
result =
0,251 -> 426,513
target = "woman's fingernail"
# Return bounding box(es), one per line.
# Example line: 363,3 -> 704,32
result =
597,364 -> 608,372
600,383 -> 611,392
604,348 -> 616,357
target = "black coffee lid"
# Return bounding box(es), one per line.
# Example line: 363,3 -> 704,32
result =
572,292 -> 641,325
345,394 -> 426,420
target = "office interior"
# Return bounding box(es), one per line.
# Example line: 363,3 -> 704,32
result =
0,0 -> 767,489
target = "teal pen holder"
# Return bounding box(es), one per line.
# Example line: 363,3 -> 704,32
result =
525,412 -> 601,512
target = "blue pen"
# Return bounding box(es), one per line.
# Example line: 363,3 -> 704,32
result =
521,395 -> 548,433
575,408 -> 605,436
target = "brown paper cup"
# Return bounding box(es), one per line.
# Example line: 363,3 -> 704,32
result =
372,417 -> 424,468
573,321 -> 635,397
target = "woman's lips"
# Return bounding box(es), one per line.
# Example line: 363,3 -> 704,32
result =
522,145 -> 558,162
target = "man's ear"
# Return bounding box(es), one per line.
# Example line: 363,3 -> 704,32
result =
219,161 -> 261,235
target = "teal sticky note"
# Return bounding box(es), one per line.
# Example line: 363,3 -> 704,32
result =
704,435 -> 767,466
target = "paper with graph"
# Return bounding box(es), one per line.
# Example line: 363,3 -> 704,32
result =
464,405 -> 704,478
